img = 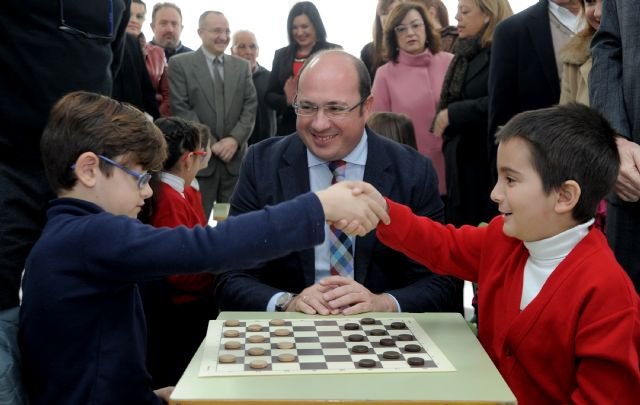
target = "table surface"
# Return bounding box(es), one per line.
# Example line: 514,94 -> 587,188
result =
169,312 -> 516,405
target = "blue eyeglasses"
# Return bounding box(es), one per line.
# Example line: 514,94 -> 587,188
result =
97,155 -> 152,190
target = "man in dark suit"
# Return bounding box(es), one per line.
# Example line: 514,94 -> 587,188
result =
231,30 -> 276,145
590,0 -> 640,292
169,11 -> 257,219
488,0 -> 582,170
215,50 -> 456,315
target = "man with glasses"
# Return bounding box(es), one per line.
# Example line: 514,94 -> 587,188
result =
170,11 -> 257,220
216,50 -> 457,316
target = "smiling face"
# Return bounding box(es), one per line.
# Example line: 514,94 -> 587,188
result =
292,14 -> 317,52
295,53 -> 371,162
395,9 -> 427,55
198,12 -> 230,56
151,6 -> 183,49
456,0 -> 488,39
127,2 -> 146,36
231,31 -> 259,71
490,138 -> 561,242
584,0 -> 602,30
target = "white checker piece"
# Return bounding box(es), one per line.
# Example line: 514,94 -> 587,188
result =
199,317 -> 455,377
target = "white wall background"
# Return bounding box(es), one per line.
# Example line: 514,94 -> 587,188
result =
141,0 -> 536,70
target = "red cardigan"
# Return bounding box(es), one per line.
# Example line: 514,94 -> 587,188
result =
378,200 -> 640,404
152,182 -> 213,303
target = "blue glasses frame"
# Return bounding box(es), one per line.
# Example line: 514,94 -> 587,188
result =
97,155 -> 152,190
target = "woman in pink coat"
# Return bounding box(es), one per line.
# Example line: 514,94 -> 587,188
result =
372,2 -> 453,195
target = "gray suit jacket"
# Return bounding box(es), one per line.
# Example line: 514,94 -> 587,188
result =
590,0 -> 640,142
169,48 -> 257,175
590,0 -> 640,292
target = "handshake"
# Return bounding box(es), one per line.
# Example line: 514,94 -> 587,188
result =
315,181 -> 390,236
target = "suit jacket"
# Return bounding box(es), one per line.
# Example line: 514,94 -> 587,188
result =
590,0 -> 640,292
215,129 -> 457,313
488,0 -> 560,140
169,48 -> 257,176
250,64 -> 276,145
266,42 -> 340,136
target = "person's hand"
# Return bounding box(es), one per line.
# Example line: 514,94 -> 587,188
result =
286,283 -> 336,315
284,75 -> 298,106
614,137 -> 640,202
316,181 -> 390,236
320,276 -> 398,315
154,386 -> 174,403
211,137 -> 238,163
432,109 -> 449,137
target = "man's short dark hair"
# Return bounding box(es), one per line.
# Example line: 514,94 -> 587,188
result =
41,92 -> 167,194
151,2 -> 182,24
496,103 -> 620,223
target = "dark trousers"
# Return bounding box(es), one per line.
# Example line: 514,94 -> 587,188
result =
605,197 -> 640,293
0,155 -> 52,310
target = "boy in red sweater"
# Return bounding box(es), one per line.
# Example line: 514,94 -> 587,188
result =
368,103 -> 640,404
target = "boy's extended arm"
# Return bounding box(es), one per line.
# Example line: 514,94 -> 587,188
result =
376,198 -> 488,283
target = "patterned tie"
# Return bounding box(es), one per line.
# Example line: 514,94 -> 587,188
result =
328,160 -> 354,278
212,57 -> 225,139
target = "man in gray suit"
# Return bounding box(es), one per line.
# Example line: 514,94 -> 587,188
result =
590,0 -> 640,293
169,10 -> 257,219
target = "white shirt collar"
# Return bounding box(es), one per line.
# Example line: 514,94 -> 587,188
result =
159,172 -> 186,195
548,1 -> 585,34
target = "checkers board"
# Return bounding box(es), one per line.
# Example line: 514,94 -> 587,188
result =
198,316 -> 455,377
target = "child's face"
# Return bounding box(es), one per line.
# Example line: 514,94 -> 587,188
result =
95,157 -> 153,218
490,138 -> 559,242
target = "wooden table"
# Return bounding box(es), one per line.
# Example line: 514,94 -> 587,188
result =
170,312 -> 516,405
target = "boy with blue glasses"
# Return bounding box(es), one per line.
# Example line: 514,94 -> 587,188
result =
19,91 -> 388,405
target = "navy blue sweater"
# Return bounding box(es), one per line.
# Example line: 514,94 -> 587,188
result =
19,194 -> 324,404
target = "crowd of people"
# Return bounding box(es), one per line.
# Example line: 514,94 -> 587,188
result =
0,0 -> 639,404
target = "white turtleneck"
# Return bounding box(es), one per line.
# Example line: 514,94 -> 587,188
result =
158,172 -> 185,196
520,219 -> 594,310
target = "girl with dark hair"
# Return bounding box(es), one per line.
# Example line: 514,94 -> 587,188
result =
265,1 -> 341,136
141,117 -> 216,388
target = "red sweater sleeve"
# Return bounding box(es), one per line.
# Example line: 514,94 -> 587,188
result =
376,198 -> 491,283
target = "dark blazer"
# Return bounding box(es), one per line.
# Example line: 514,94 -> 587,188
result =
250,64 -> 276,145
215,129 -> 457,313
443,47 -> 496,227
266,42 -> 340,136
488,0 -> 560,148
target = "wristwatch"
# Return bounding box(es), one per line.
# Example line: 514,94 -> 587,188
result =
275,292 -> 296,312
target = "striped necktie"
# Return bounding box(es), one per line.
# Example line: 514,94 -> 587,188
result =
328,160 -> 354,277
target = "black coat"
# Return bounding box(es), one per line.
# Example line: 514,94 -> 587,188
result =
442,47 -> 496,227
112,33 -> 160,119
488,0 -> 560,170
249,64 -> 276,145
